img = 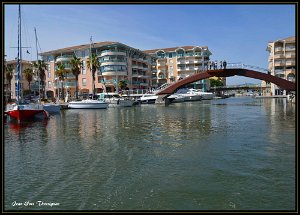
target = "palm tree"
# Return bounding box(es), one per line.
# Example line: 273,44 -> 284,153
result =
86,53 -> 100,97
5,64 -> 13,102
70,55 -> 82,100
24,67 -> 33,93
118,80 -> 127,92
55,62 -> 68,100
33,60 -> 47,99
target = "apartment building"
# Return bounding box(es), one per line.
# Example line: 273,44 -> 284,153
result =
266,36 -> 296,95
39,41 -> 154,99
144,46 -> 212,91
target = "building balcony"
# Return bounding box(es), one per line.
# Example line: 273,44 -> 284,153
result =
194,60 -> 202,63
132,73 -> 147,78
157,63 -> 167,67
274,47 -> 283,52
101,61 -> 126,66
185,61 -> 194,64
286,61 -> 295,66
99,51 -> 126,57
274,62 -> 285,66
274,70 -> 284,75
285,53 -> 295,59
285,68 -> 295,74
56,55 -> 73,62
132,65 -> 139,69
101,71 -> 127,76
274,54 -> 285,59
54,81 -> 76,88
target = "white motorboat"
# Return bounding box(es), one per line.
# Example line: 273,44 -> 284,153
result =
100,93 -> 137,107
184,88 -> 214,100
139,94 -> 158,104
167,88 -> 203,103
68,94 -> 108,109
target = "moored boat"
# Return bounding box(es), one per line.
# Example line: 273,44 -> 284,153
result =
139,94 -> 158,104
68,93 -> 108,109
5,5 -> 49,122
43,103 -> 61,114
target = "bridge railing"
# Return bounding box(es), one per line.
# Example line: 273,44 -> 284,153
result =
227,63 -> 270,73
212,84 -> 261,89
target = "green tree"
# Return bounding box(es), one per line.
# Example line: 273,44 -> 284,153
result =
70,55 -> 82,100
55,62 -> 69,100
210,78 -> 224,87
86,53 -> 100,96
24,67 -> 34,93
118,80 -> 127,91
33,60 -> 47,99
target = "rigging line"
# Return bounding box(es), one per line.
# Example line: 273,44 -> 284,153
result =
21,5 -> 32,61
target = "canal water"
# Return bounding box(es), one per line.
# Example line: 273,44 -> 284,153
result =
4,97 -> 296,211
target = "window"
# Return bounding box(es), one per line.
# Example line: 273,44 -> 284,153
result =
48,71 -> 51,78
82,78 -> 87,86
82,61 -> 86,75
48,81 -> 52,88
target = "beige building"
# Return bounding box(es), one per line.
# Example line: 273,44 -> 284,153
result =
5,60 -> 36,101
144,46 -> 213,91
266,36 -> 296,95
39,41 -> 155,99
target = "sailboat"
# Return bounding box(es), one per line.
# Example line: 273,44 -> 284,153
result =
5,5 -> 49,122
33,27 -> 61,114
68,36 -> 108,109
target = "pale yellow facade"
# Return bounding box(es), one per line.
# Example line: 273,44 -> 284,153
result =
266,36 -> 296,95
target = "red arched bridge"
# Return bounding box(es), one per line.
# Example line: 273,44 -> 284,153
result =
156,63 -> 296,95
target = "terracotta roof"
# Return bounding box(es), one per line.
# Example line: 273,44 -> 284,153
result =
7,60 -> 33,65
283,36 -> 295,42
268,36 -> 295,43
143,46 -> 209,54
40,41 -> 117,55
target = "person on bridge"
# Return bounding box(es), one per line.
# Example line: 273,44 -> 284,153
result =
223,60 -> 227,69
220,61 -> 223,69
214,60 -> 218,69
209,61 -> 212,70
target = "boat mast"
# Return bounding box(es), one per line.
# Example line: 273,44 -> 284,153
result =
90,36 -> 94,97
34,27 -> 41,103
16,4 -> 22,104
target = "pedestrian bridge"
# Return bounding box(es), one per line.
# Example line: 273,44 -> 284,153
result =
156,63 -> 296,95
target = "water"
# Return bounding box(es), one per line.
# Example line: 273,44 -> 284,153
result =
4,97 -> 296,211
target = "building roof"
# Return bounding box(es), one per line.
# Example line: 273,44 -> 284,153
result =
6,60 -> 33,65
268,36 -> 295,43
40,41 -> 117,55
40,41 -> 153,57
143,46 -> 210,54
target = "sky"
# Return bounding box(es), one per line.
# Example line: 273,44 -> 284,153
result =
4,4 -> 295,85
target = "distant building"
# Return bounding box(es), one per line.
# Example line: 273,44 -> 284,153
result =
144,46 -> 213,91
266,36 -> 295,95
4,60 -> 35,100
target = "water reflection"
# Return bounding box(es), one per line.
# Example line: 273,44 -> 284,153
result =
4,97 -> 295,210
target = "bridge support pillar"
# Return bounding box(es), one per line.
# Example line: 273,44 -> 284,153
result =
155,95 -> 171,106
